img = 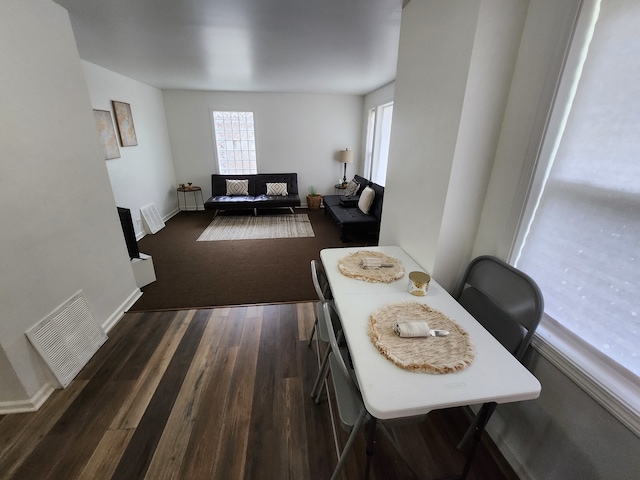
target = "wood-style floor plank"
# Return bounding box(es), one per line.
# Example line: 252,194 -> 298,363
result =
144,310 -> 221,480
110,309 -> 194,430
76,429 -> 135,480
109,309 -> 209,480
210,311 -> 262,480
297,301 -> 316,341
178,313 -> 241,479
0,303 -> 518,480
0,380 -> 87,480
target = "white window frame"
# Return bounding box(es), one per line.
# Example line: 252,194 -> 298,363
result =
510,0 -> 640,435
211,110 -> 257,175
364,101 -> 393,186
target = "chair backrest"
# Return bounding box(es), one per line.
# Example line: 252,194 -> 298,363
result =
311,259 -> 333,302
455,256 -> 544,360
322,302 -> 359,392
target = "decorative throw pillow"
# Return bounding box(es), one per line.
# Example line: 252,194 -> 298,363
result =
358,186 -> 375,214
344,179 -> 361,197
226,179 -> 249,196
266,182 -> 288,196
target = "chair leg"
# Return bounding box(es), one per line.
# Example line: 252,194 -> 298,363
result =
312,346 -> 331,402
329,408 -> 368,480
307,318 -> 317,347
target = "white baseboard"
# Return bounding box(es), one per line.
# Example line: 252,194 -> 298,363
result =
0,382 -> 55,415
102,288 -> 143,333
0,289 -> 143,415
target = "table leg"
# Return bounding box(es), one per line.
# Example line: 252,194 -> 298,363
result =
183,191 -> 189,215
439,402 -> 496,480
197,190 -> 204,210
364,416 -> 377,480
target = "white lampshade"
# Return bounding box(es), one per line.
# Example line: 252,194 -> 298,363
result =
339,149 -> 354,164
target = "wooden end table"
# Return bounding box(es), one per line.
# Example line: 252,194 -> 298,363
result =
176,186 -> 204,214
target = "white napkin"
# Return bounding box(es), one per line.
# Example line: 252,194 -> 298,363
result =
361,257 -> 382,268
393,321 -> 431,338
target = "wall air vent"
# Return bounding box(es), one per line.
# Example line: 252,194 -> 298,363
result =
25,291 -> 107,388
140,203 -> 165,234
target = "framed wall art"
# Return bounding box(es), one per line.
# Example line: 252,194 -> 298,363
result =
111,100 -> 138,146
93,109 -> 121,160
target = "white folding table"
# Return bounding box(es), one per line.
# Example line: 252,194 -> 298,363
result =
320,246 -> 541,420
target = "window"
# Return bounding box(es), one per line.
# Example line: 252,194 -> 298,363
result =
512,0 -> 640,433
212,111 -> 257,174
364,102 -> 393,186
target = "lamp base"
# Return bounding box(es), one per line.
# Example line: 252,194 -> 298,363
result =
342,163 -> 348,184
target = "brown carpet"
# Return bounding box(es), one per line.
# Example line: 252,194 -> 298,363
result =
129,208 -> 376,311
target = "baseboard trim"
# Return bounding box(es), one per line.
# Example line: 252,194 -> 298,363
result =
103,288 -> 143,333
0,382 -> 55,415
0,290 -> 142,415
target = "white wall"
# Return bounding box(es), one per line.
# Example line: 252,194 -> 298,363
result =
381,0 -> 640,478
82,61 -> 178,237
380,0 -> 525,291
363,82 -> 395,113
162,90 -> 363,202
0,0 -> 140,410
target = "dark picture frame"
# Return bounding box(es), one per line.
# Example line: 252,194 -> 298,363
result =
111,100 -> 138,146
93,109 -> 121,159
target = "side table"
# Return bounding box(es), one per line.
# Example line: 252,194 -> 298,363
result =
176,186 -> 204,214
334,184 -> 348,195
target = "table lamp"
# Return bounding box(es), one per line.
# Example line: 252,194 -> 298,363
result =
339,148 -> 354,185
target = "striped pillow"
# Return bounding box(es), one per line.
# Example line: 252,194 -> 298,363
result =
226,179 -> 249,196
266,182 -> 288,196
344,179 -> 361,197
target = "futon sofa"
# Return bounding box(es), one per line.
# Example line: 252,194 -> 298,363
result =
204,173 -> 301,216
323,174 -> 384,242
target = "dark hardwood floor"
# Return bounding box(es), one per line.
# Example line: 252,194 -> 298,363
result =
0,303 -> 518,480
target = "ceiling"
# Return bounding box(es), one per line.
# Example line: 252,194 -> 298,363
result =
54,0 -> 404,95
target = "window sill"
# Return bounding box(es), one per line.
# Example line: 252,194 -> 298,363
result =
532,316 -> 640,436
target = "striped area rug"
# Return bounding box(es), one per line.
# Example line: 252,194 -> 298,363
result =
197,214 -> 315,241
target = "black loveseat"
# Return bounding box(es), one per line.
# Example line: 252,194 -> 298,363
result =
204,173 -> 301,216
323,174 -> 384,242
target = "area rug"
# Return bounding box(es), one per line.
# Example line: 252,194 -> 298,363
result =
197,214 -> 315,241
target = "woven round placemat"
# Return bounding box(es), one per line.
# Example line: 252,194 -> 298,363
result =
337,250 -> 405,283
368,302 -> 475,374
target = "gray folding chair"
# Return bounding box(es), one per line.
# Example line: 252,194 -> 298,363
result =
321,301 -> 369,480
308,260 -> 337,402
308,259 -> 333,346
453,255 -> 544,479
320,302 -> 422,480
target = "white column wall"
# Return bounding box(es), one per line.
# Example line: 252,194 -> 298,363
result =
0,0 -> 139,408
380,0 -> 525,291
380,0 -> 480,276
